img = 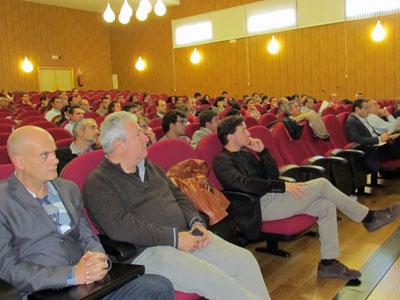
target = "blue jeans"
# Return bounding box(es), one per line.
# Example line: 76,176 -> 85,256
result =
102,274 -> 174,300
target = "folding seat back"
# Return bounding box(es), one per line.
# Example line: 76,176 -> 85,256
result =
335,106 -> 345,115
185,122 -> 200,139
0,124 -> 15,133
17,110 -> 42,120
0,111 -> 14,119
269,106 -> 279,115
271,123 -> 312,165
196,133 -> 224,190
314,102 -> 322,113
299,120 -> 331,155
0,132 -> 10,146
0,146 -> 11,165
0,164 -> 14,180
30,121 -> 58,130
336,112 -> 352,144
46,128 -> 73,141
277,111 -> 286,120
55,138 -> 73,148
147,139 -> 197,172
151,126 -> 165,141
244,116 -> 258,128
322,106 -> 336,116
344,104 -> 352,113
19,116 -> 46,126
258,113 -> 277,127
83,111 -> 100,119
148,117 -> 162,128
0,119 -> 17,127
247,126 -> 286,167
322,114 -> 349,149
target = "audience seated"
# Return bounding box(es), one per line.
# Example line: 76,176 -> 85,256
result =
56,118 -> 99,174
319,92 -> 339,114
301,96 -> 316,113
138,115 -> 157,145
82,112 -> 269,300
160,110 -> 191,142
0,125 -> 174,300
68,95 -> 80,107
80,98 -> 90,112
186,97 -> 198,117
96,97 -> 111,116
213,116 -> 400,281
20,93 -> 33,106
191,109 -> 218,149
276,97 -> 288,115
154,99 -> 167,119
246,98 -> 261,120
45,96 -> 63,121
366,100 -> 399,134
345,99 -> 400,173
213,96 -> 227,114
64,106 -> 84,134
107,101 -> 122,114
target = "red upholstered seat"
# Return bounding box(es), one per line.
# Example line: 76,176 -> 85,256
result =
0,132 -> 10,146
258,113 -> 277,127
322,106 -> 336,116
30,121 -> 58,130
185,122 -> 200,139
147,139 -> 197,172
151,126 -> 165,141
17,110 -> 42,120
148,117 -> 162,128
83,111 -> 101,119
0,124 -> 15,133
261,214 -> 316,235
0,164 -> 15,179
0,119 -> 17,127
0,146 -> 11,165
19,116 -> 47,126
46,128 -> 73,141
244,116 -> 258,128
55,138 -> 73,148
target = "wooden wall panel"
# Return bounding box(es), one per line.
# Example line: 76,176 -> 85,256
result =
109,1 -> 400,100
0,0 -> 112,92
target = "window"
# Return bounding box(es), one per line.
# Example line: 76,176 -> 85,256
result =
175,21 -> 213,46
247,9 -> 296,34
346,0 -> 400,19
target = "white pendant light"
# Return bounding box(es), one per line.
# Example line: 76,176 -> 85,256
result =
154,0 -> 166,16
103,3 -> 115,23
119,13 -> 130,24
22,57 -> 34,72
136,56 -> 145,71
267,35 -> 279,54
136,7 -> 148,21
190,48 -> 200,64
120,0 -> 133,18
141,0 -> 152,14
371,20 -> 386,42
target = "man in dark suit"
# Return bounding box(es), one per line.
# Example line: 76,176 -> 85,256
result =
0,126 -> 174,299
345,99 -> 400,173
213,116 -> 400,281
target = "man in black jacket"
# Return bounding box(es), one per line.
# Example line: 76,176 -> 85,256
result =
214,116 -> 400,281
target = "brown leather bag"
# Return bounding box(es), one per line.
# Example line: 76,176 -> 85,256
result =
167,158 -> 230,225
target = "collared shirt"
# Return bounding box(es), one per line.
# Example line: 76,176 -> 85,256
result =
26,181 -> 72,235
301,106 -> 316,113
45,108 -> 61,121
64,122 -> 75,135
353,113 -> 381,142
70,141 -> 93,156
191,127 -> 212,150
96,107 -> 107,116
366,113 -> 395,135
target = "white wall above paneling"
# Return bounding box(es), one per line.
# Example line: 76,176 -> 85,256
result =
297,0 -> 345,28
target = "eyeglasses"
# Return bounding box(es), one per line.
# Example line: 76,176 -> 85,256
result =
361,106 -> 369,110
176,119 -> 189,125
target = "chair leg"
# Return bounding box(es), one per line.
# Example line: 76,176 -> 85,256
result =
255,240 -> 291,258
305,231 -> 319,237
366,173 -> 384,187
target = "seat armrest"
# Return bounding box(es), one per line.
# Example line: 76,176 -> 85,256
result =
222,191 -> 258,204
279,176 -> 296,183
99,235 -> 137,263
307,155 -> 348,166
280,164 -> 325,181
0,278 -> 21,300
327,148 -> 365,158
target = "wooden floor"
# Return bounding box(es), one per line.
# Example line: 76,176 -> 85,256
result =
245,178 -> 400,300
367,257 -> 400,300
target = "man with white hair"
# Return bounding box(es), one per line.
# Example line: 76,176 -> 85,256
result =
0,126 -> 174,299
83,112 -> 269,300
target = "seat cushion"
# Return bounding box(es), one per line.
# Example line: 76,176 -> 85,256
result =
175,291 -> 201,300
261,214 -> 317,235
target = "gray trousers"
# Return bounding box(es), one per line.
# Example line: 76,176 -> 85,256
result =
133,232 -> 270,300
260,178 -> 369,259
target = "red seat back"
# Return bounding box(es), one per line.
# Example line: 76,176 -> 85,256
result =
0,124 -> 15,133
19,116 -> 47,126
0,146 -> 11,165
258,113 -> 277,127
17,110 -> 42,120
322,106 -> 336,116
0,164 -> 15,180
247,126 -> 285,167
0,132 -> 10,146
148,117 -> 162,128
185,122 -> 200,139
83,111 -> 100,119
151,126 -> 165,141
147,139 -> 197,172
196,133 -> 224,190
322,114 -> 349,148
30,121 -> 58,130
244,116 -> 258,128
55,138 -> 73,148
47,128 -> 73,141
